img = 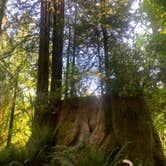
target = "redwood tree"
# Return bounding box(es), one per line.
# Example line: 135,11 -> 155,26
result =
35,0 -> 50,124
50,0 -> 64,111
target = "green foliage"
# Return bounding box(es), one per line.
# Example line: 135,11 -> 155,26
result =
105,142 -> 129,166
49,145 -> 104,166
49,143 -> 129,166
0,145 -> 25,166
142,0 -> 165,30
26,126 -> 54,164
0,138 -> 131,166
49,145 -> 77,166
0,126 -> 54,165
147,88 -> 166,154
75,146 -> 105,166
153,112 -> 166,155
108,44 -> 144,96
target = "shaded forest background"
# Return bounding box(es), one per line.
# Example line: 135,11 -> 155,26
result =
0,0 -> 166,165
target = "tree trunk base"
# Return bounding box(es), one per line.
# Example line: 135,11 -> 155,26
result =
52,95 -> 165,165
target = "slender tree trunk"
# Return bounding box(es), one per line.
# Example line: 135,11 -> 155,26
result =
0,0 -> 8,33
50,0 -> 64,111
6,71 -> 19,147
96,27 -> 104,96
70,1 -> 77,98
100,0 -> 110,93
102,25 -> 110,93
65,25 -> 71,100
35,0 -> 50,124
99,0 -> 112,133
70,32 -> 76,97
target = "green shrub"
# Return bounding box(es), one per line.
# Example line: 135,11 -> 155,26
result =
75,146 -> 105,166
49,145 -> 77,166
25,126 -> 54,165
0,126 -> 54,166
0,128 -> 131,166
48,143 -> 129,166
0,145 -> 25,166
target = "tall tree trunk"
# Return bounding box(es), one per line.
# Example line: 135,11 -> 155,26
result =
0,0 -> 8,33
65,25 -> 71,100
35,0 -> 50,125
50,0 -> 64,111
70,0 -> 77,98
96,27 -> 104,96
102,26 -> 109,92
100,0 -> 112,133
99,0 -> 110,93
6,71 -> 19,147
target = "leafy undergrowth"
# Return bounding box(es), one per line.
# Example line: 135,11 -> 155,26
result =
0,127 -> 146,166
0,144 -> 134,166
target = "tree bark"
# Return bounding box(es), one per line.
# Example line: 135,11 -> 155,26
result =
65,25 -> 71,100
96,27 -> 104,96
6,71 -> 19,147
100,0 -> 112,133
0,0 -> 8,33
50,0 -> 64,111
35,0 -> 50,124
70,0 -> 78,98
54,96 -> 166,165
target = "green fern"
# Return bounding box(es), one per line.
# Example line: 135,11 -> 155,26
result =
0,145 -> 26,166
49,145 -> 77,166
105,142 -> 130,166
